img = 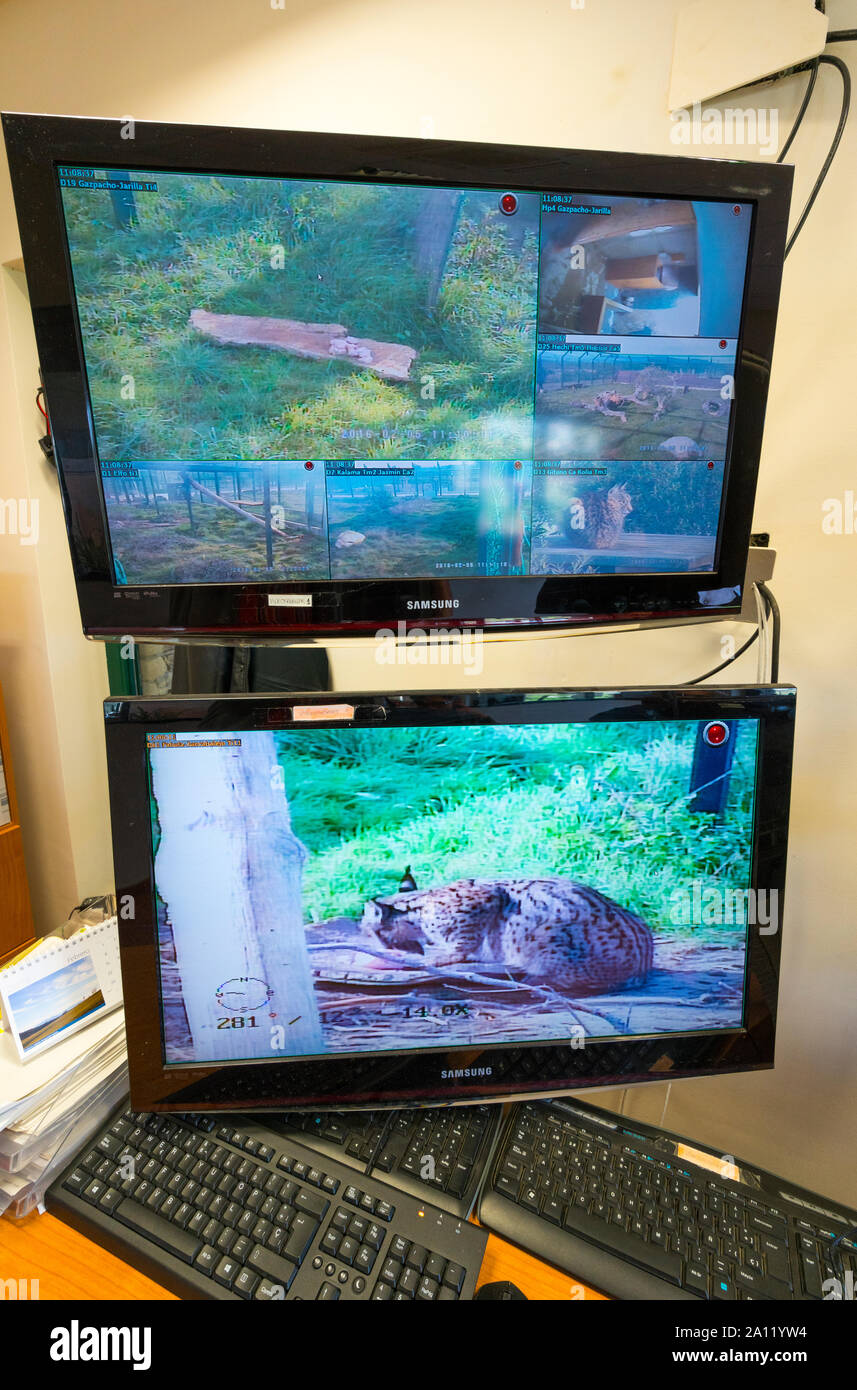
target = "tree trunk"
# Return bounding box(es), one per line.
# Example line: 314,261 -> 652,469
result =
150,732 -> 323,1060
414,190 -> 463,311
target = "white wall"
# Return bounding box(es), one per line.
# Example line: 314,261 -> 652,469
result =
0,0 -> 854,1203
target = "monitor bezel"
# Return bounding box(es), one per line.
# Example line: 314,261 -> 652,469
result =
103,685 -> 795,1112
2,112 -> 793,639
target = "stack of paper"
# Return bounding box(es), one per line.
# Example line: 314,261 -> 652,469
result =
0,927 -> 128,1218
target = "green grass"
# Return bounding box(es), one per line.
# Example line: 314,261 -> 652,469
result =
63,177 -> 539,461
275,721 -> 758,936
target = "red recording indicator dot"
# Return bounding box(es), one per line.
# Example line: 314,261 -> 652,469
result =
703,721 -> 730,747
707,461 -> 714,470
514,460 -> 522,469
719,339 -> 727,349
732,205 -> 742,215
499,193 -> 518,216
304,461 -> 314,471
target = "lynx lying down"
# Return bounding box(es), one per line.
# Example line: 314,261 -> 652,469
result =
360,877 -> 653,996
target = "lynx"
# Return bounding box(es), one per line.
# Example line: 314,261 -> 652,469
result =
566,482 -> 632,548
360,876 -> 653,995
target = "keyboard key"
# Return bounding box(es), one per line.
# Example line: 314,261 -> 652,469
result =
295,1189 -> 329,1221
442,1261 -> 465,1292
355,1244 -> 377,1275
561,1201 -> 683,1287
338,1236 -> 358,1267
317,1281 -> 340,1300
799,1250 -> 823,1298
751,1213 -> 788,1243
115,1197 -> 203,1264
255,1278 -> 287,1300
191,1244 -> 217,1276
364,1222 -> 385,1251
247,1244 -> 297,1294
320,1227 -> 341,1257
282,1212 -> 317,1265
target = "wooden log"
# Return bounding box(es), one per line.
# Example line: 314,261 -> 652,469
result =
189,309 -> 417,382
184,475 -> 303,538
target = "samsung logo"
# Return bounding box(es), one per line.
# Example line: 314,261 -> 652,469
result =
440,1067 -> 493,1079
406,599 -> 460,611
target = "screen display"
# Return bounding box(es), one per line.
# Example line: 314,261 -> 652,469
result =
145,717 -> 760,1067
57,168 -> 752,587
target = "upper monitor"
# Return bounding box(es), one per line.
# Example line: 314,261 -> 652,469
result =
2,114 -> 793,638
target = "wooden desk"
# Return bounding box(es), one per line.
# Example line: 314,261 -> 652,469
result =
0,1209 -> 606,1301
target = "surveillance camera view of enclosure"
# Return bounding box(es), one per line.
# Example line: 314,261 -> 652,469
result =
533,345 -> 735,462
59,168 -> 541,465
537,196 -> 751,339
530,459 -> 724,574
326,461 -> 531,578
100,460 -> 330,583
150,720 -> 759,1065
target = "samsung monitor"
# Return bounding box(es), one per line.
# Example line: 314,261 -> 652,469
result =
3,113 -> 792,639
103,685 -> 795,1111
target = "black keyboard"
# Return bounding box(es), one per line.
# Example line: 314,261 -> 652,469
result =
478,1098 -> 857,1301
271,1104 -> 500,1218
48,1105 -> 488,1300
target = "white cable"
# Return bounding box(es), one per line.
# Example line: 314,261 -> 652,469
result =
658,1082 -> 672,1131
753,582 -> 768,682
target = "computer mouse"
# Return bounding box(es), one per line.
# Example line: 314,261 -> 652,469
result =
475,1280 -> 528,1301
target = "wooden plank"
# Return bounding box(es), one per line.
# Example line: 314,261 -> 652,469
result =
190,309 -> 417,381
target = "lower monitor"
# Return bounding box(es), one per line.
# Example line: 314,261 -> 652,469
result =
104,686 -> 795,1111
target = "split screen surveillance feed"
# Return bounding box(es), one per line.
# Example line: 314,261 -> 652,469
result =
58,168 -> 751,586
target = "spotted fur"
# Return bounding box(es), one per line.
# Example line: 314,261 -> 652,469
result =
566,482 -> 632,548
360,877 -> 653,995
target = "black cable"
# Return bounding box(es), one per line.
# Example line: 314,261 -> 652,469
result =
827,29 -> 857,42
687,580 -> 781,686
757,581 -> 781,683
687,627 -> 759,686
784,54 -> 851,257
778,57 -> 820,160
830,1225 -> 857,1299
